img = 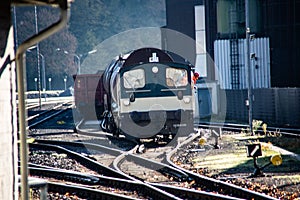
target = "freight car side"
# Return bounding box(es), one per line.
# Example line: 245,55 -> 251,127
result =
73,73 -> 105,120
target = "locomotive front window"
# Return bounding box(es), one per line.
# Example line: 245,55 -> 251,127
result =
123,68 -> 145,89
166,68 -> 188,87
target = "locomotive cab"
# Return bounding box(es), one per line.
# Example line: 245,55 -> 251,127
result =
117,63 -> 194,139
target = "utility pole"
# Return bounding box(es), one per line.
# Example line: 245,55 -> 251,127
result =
245,0 -> 253,134
62,49 -> 97,74
34,6 -> 42,108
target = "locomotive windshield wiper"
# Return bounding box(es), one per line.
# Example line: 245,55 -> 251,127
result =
129,92 -> 135,102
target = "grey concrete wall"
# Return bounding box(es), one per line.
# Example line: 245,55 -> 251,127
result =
0,13 -> 18,200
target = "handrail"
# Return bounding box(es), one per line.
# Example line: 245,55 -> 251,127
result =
15,1 -> 70,199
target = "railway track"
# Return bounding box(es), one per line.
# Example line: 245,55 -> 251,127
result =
25,102 -> 41,110
166,132 -> 278,200
32,139 -> 190,184
113,149 -> 244,199
30,141 -> 240,199
46,182 -> 141,200
28,167 -> 174,200
27,141 -> 182,199
24,110 -> 290,199
30,132 -> 272,199
28,137 -> 247,199
27,101 -> 73,129
197,121 -> 300,137
28,142 -> 127,179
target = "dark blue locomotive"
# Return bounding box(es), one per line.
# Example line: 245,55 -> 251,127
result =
75,48 -> 196,139
74,48 -> 195,138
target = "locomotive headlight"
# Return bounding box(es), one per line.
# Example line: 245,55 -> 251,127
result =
177,91 -> 183,100
152,66 -> 158,73
112,102 -> 118,109
123,99 -> 130,106
183,97 -> 191,104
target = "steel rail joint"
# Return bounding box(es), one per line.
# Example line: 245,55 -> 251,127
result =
16,1 -> 70,199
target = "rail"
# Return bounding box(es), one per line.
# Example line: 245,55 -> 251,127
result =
197,121 -> 300,137
166,132 -> 278,200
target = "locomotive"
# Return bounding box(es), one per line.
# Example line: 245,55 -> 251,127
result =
74,47 -> 196,140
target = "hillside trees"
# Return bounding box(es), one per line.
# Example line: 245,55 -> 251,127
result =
68,0 -> 166,54
15,6 -> 77,90
15,0 -> 166,90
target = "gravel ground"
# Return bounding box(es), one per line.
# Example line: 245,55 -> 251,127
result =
29,149 -> 99,175
30,178 -> 151,200
31,189 -> 85,200
172,130 -> 300,200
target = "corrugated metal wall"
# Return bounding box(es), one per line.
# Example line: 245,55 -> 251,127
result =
224,88 -> 300,127
261,1 -> 300,87
214,38 -> 270,89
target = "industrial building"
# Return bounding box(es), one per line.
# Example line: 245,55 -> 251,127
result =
165,0 -> 300,126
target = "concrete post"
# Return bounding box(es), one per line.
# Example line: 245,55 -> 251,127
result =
0,6 -> 18,200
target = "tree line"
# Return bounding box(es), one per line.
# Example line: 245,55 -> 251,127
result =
15,0 -> 165,90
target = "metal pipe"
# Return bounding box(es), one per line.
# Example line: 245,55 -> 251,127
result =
73,54 -> 80,74
63,49 -> 97,75
16,1 -> 70,199
40,53 -> 45,91
26,46 -> 45,105
245,0 -> 253,134
40,53 -> 47,101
